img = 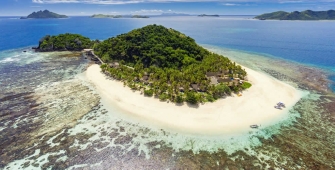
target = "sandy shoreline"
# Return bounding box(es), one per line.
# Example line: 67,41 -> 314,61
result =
85,64 -> 304,135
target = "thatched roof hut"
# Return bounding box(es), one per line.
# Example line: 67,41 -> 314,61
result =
142,75 -> 149,81
206,72 -> 219,77
191,84 -> 200,91
217,78 -> 231,83
109,62 -> 120,68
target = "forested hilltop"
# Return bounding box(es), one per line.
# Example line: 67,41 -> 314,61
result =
255,10 -> 335,20
95,25 -> 250,104
20,10 -> 68,19
35,33 -> 93,52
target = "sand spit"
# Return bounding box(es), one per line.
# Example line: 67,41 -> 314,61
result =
86,64 -> 304,135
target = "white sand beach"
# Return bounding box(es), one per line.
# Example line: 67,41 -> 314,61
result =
85,64 -> 303,135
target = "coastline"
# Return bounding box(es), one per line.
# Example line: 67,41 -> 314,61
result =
85,64 -> 304,135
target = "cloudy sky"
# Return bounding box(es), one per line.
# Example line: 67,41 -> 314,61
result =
1,0 -> 335,16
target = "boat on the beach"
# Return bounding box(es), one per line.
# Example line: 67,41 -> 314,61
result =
274,105 -> 282,109
274,102 -> 285,109
277,102 -> 286,108
250,125 -> 259,128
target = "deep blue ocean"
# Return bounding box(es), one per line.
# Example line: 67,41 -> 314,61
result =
1,16 -> 335,90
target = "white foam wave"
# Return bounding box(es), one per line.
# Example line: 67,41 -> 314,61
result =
0,55 -> 20,63
0,49 -> 44,64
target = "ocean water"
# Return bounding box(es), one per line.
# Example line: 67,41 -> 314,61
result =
1,16 -> 335,169
1,16 -> 334,90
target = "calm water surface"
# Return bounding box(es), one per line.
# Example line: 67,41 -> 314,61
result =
1,16 -> 335,169
1,16 -> 334,89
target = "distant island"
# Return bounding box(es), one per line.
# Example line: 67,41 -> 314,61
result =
91,14 -> 149,18
198,14 -> 219,17
255,10 -> 335,20
91,14 -> 122,18
20,10 -> 68,19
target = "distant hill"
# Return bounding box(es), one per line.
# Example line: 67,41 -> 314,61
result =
131,15 -> 149,18
198,14 -> 219,17
91,14 -> 149,18
91,14 -> 122,18
20,10 -> 67,19
255,10 -> 335,20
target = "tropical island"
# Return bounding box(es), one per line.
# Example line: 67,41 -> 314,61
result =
94,25 -> 250,104
198,14 -> 220,17
33,25 -> 302,134
35,25 -> 250,104
20,10 -> 68,19
255,10 -> 335,20
91,14 -> 149,18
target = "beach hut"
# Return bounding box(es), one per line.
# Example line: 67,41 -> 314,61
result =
109,62 -> 120,68
191,84 -> 200,91
209,76 -> 218,85
206,72 -> 218,77
217,78 -> 231,83
142,75 -> 149,82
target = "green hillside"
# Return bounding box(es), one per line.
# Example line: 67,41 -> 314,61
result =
23,10 -> 68,19
255,10 -> 335,20
95,25 -> 249,104
37,33 -> 92,51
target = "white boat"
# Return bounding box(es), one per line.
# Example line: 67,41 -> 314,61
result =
250,125 -> 259,128
277,102 -> 286,108
274,105 -> 282,110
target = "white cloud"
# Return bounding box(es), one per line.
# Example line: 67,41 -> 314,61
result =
279,0 -> 303,3
223,3 -> 239,6
32,0 -> 335,5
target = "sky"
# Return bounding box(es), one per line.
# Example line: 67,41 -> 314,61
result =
1,0 -> 335,16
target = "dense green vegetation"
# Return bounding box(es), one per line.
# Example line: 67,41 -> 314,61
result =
241,82 -> 252,90
255,10 -> 335,20
96,25 -> 250,104
37,33 -> 93,52
21,10 -> 67,19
